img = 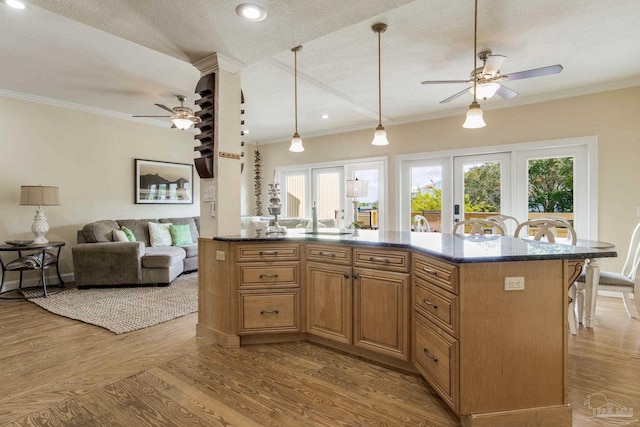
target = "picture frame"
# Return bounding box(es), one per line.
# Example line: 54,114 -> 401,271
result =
135,159 -> 194,204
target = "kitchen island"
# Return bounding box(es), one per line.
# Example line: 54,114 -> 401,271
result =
197,230 -> 616,426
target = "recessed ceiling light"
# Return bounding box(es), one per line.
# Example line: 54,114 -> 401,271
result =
5,0 -> 26,9
235,4 -> 267,22
321,114 -> 330,119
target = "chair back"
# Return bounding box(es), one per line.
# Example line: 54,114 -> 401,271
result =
413,215 -> 431,232
514,219 -> 577,245
621,222 -> 640,281
453,219 -> 505,236
485,215 -> 520,235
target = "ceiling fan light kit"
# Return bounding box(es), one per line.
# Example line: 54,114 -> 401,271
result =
371,22 -> 389,146
470,81 -> 500,100
289,45 -> 304,153
133,95 -> 201,130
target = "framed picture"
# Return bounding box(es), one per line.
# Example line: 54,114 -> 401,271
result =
135,159 -> 194,204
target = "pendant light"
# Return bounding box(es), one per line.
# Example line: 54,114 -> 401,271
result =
462,0 -> 487,129
289,45 -> 304,152
371,23 -> 389,146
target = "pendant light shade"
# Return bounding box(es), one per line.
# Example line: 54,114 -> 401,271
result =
463,0 -> 487,129
462,101 -> 486,128
289,45 -> 304,152
371,23 -> 389,146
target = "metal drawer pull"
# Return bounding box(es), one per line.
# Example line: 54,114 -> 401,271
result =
259,251 -> 278,255
423,299 -> 438,309
423,267 -> 438,275
260,310 -> 280,315
259,274 -> 278,278
319,251 -> 336,257
368,256 -> 390,263
423,348 -> 438,362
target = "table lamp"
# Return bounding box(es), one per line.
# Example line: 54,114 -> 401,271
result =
345,178 -> 368,230
20,185 -> 60,244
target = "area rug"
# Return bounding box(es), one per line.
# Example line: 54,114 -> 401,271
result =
23,273 -> 198,334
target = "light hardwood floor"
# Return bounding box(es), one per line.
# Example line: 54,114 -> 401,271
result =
0,295 -> 638,427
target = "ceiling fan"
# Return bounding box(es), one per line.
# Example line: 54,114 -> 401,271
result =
421,50 -> 563,104
133,95 -> 202,130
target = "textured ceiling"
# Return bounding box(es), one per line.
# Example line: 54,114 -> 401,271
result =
1,0 -> 639,144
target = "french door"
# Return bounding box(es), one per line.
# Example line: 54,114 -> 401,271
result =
453,153 -> 513,233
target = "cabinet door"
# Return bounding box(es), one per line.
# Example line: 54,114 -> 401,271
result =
306,262 -> 352,344
353,268 -> 410,360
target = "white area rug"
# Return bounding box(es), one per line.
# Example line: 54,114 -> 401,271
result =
24,273 -> 198,334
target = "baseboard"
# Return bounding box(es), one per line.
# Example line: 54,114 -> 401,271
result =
599,290 -> 635,299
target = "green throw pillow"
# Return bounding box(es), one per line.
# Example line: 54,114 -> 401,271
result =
120,226 -> 136,242
170,224 -> 193,246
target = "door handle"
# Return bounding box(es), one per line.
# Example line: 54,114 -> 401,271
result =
352,273 -> 359,280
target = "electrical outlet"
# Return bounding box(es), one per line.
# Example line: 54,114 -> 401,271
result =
637,207 -> 640,217
504,276 -> 525,291
216,250 -> 226,261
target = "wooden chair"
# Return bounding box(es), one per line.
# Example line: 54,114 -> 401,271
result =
485,215 -> 519,235
514,218 -> 577,244
413,215 -> 431,232
577,222 -> 640,319
515,219 -> 579,334
452,219 -> 505,236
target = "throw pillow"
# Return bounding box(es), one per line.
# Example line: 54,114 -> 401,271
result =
148,222 -> 172,247
112,229 -> 129,242
120,226 -> 136,242
169,224 -> 193,246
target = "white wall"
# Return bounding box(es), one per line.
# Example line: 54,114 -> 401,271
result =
0,96 -> 200,279
259,87 -> 640,272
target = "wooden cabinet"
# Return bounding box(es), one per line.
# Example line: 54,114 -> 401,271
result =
236,243 -> 301,335
306,262 -> 352,343
353,246 -> 410,360
307,244 -> 410,361
412,252 -> 460,412
353,267 -> 410,360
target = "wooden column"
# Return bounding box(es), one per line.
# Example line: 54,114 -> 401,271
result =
193,54 -> 245,237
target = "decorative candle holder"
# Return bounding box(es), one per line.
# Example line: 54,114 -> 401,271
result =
266,183 -> 287,235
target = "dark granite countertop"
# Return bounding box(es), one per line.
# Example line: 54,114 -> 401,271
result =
208,229 -> 617,264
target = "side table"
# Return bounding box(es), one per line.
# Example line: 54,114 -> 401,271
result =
0,241 -> 65,299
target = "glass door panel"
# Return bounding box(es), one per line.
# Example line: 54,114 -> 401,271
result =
453,153 -> 512,233
312,167 -> 344,226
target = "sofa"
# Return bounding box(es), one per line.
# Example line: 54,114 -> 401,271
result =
72,216 -> 199,287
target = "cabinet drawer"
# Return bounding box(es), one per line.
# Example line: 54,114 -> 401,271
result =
306,244 -> 352,265
414,313 -> 458,411
239,262 -> 299,289
237,244 -> 300,262
353,247 -> 409,272
413,253 -> 459,294
414,277 -> 458,338
239,291 -> 299,333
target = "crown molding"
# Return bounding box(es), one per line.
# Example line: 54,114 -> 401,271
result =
0,88 -> 196,132
193,53 -> 246,75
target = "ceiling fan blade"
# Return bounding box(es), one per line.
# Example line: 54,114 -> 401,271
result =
505,64 -> 563,81
440,87 -> 472,104
132,115 -> 171,118
154,103 -> 175,113
482,55 -> 506,77
421,79 -> 469,85
495,85 -> 518,100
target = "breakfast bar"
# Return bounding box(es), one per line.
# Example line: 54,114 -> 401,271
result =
197,230 -> 616,426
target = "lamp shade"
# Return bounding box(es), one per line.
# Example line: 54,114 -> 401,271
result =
345,179 -> 368,198
462,101 -> 486,129
20,185 -> 60,206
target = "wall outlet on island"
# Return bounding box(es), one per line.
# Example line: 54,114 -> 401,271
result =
504,277 -> 525,291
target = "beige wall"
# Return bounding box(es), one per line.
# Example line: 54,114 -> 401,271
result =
260,87 -> 640,271
0,96 -> 200,280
